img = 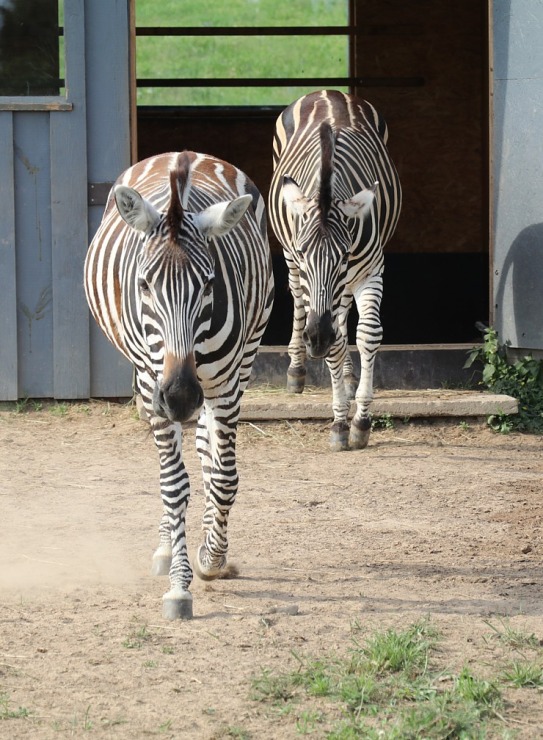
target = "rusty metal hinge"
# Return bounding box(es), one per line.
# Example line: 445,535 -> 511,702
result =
88,182 -> 114,206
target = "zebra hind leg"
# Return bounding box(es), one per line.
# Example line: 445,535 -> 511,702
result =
342,355 -> 359,401
151,511 -> 172,576
338,299 -> 359,401
286,268 -> 307,394
287,364 -> 307,394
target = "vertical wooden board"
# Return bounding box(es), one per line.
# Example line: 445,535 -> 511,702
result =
13,112 -> 55,397
50,0 -> 90,398
50,114 -> 90,398
85,0 -> 132,184
85,0 -> 133,397
0,112 -> 18,399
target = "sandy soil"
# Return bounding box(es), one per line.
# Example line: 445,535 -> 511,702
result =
1,400 -> 543,738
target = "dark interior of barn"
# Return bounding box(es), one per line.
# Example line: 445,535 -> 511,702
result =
136,1 -> 488,347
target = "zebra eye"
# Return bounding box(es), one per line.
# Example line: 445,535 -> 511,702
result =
296,249 -> 305,260
138,278 -> 150,294
203,278 -> 214,297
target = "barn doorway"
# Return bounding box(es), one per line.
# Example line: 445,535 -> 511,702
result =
134,0 -> 489,347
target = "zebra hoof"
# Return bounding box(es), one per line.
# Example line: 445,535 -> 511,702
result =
349,417 -> 371,450
193,544 -> 227,582
162,589 -> 193,620
151,545 -> 172,576
287,367 -> 306,394
329,421 -> 350,452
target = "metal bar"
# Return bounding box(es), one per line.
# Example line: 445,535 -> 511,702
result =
135,26 -> 351,37
136,77 -> 424,88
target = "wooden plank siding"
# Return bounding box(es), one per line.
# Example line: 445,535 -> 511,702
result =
0,0 -> 133,400
0,113 -> 18,400
14,112 -> 55,397
51,0 -> 90,398
85,0 -> 133,398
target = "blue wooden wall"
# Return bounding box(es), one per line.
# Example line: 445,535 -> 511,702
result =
0,0 -> 132,400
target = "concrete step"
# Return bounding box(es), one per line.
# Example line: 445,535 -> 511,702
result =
240,387 -> 518,421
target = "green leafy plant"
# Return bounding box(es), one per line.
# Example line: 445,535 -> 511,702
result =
465,326 -> 543,433
371,413 -> 394,431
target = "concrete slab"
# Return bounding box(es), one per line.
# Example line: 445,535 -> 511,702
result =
240,387 -> 518,421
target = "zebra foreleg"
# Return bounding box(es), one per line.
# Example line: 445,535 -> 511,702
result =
142,387 -> 193,619
350,275 -> 383,450
192,401 -> 240,581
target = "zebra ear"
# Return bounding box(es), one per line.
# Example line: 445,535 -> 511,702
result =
114,185 -> 161,233
282,175 -> 311,217
337,181 -> 378,220
193,194 -> 252,237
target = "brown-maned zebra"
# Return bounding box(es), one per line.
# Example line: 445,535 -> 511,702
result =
268,90 -> 402,451
85,151 -> 274,619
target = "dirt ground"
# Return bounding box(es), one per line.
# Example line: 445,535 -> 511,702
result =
1,398 -> 543,738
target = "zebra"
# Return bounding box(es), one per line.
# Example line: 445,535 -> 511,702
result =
268,90 -> 402,451
84,151 -> 274,619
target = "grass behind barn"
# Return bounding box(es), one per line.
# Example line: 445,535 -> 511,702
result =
135,0 -> 349,106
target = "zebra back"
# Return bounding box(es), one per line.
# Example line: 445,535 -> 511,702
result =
269,89 -> 402,267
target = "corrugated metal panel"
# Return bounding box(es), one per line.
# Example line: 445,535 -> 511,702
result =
492,0 -> 543,351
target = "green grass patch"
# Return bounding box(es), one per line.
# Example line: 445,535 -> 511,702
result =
500,661 -> 543,688
249,619 -> 539,738
122,621 -> 152,649
136,0 -> 348,106
0,692 -> 32,720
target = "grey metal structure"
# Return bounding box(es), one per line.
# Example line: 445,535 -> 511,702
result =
492,0 -> 543,354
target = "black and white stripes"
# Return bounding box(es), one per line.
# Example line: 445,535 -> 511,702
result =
268,90 -> 402,451
85,151 -> 274,618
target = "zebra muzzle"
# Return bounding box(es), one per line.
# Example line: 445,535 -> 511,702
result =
153,355 -> 204,423
303,309 -> 336,359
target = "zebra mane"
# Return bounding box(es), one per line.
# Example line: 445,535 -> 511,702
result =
167,152 -> 192,239
318,122 -> 336,223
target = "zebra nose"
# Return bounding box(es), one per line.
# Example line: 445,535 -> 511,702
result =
153,357 -> 204,423
303,310 -> 336,359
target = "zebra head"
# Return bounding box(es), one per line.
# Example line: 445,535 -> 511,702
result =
114,153 -> 252,423
282,124 -> 378,359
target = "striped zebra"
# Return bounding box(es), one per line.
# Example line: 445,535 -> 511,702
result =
268,90 -> 402,451
85,151 -> 274,619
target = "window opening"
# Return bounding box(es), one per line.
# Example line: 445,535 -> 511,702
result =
136,0 -> 350,107
0,0 -> 64,96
